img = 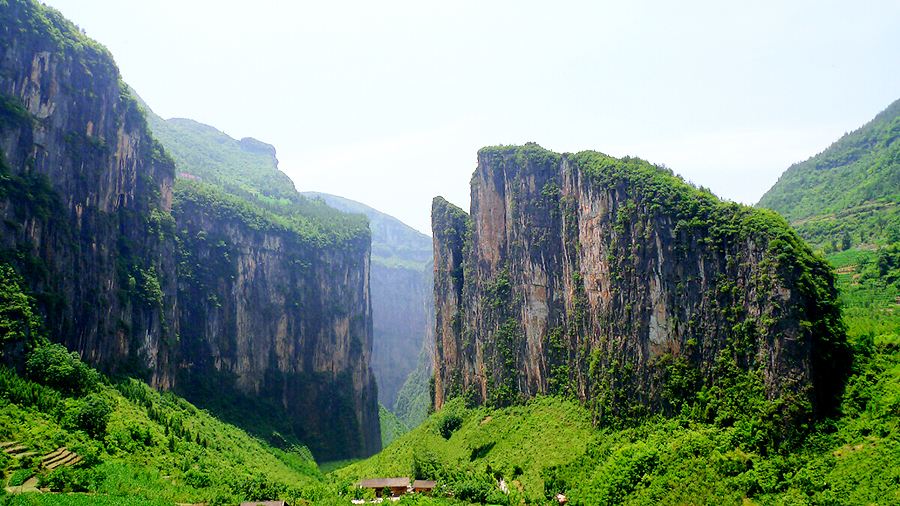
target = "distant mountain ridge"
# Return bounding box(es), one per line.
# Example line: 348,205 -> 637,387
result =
757,98 -> 900,248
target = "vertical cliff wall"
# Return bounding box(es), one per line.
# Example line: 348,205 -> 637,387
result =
1,0 -> 380,460
0,0 -> 177,382
432,144 -> 848,422
301,192 -> 434,415
174,182 -> 380,459
370,263 -> 432,407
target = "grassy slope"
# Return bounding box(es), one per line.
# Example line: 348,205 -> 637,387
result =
339,397 -> 596,494
393,349 -> 433,429
380,404 -> 410,448
0,370 -> 330,505
757,98 -> 899,249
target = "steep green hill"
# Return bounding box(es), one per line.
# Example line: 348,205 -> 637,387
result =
757,98 -> 900,249
140,99 -> 369,243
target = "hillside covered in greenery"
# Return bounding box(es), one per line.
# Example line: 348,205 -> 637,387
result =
757,98 -> 899,249
301,192 -> 433,270
0,264 -> 343,505
141,99 -> 369,245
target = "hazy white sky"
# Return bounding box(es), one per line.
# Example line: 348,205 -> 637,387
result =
44,0 -> 899,234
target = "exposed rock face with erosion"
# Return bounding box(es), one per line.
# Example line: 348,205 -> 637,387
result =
300,192 -> 434,422
0,0 -> 379,460
173,191 -> 380,459
0,2 -> 177,382
432,144 -> 848,423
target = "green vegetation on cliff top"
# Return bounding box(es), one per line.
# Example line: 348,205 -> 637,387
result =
301,191 -> 433,269
173,179 -> 368,247
0,0 -> 113,66
757,98 -> 900,249
139,96 -> 369,246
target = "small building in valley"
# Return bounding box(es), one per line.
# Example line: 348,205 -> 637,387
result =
412,480 -> 437,495
357,477 -> 427,498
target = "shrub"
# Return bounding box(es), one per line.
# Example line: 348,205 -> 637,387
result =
65,393 -> 112,438
451,473 -> 506,504
0,263 -> 43,355
8,467 -> 34,487
0,366 -> 61,411
184,468 -> 212,488
26,343 -> 100,396
228,474 -> 287,502
411,447 -> 444,480
437,413 -> 462,439
38,466 -> 100,492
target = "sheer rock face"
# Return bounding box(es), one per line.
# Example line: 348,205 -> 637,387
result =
432,145 -> 846,419
0,4 -> 178,383
0,0 -> 379,460
174,200 -> 380,460
371,263 -> 432,407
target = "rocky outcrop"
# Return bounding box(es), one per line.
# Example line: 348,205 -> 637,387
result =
432,144 -> 848,422
0,0 -> 379,460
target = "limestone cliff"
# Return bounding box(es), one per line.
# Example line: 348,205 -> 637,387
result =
0,0 -> 177,382
432,144 -> 848,423
174,182 -> 380,459
0,0 -> 379,460
301,192 -> 434,418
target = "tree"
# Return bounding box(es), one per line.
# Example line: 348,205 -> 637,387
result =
0,264 -> 43,356
26,343 -> 99,396
841,231 -> 852,251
